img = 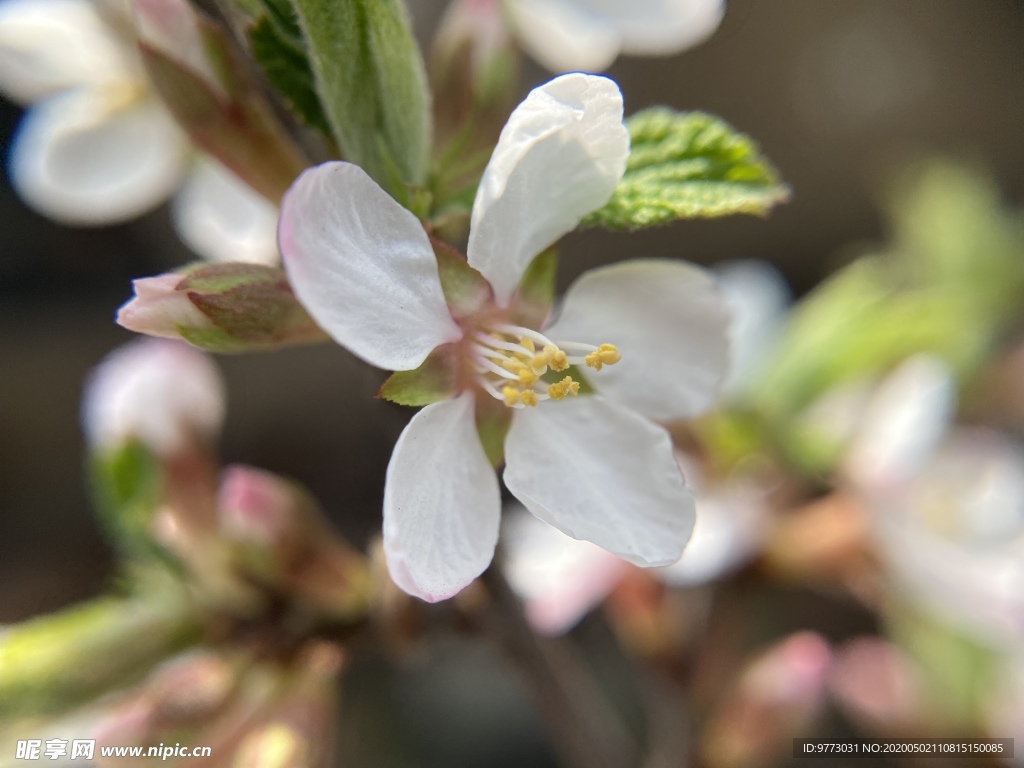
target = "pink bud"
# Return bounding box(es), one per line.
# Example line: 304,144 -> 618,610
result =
133,0 -> 224,96
116,274 -> 212,339
829,637 -> 923,732
219,465 -> 302,553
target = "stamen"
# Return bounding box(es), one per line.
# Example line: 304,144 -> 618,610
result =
584,343 -> 621,371
490,324 -> 558,350
473,332 -> 534,358
474,358 -> 519,380
547,376 -> 580,400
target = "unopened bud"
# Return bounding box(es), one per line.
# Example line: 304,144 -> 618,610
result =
134,0 -> 306,202
146,648 -> 236,723
218,465 -> 374,621
118,263 -> 329,353
83,338 -> 224,456
432,0 -> 516,111
829,637 -> 924,733
701,632 -> 833,768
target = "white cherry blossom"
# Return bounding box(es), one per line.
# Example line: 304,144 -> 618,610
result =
503,0 -> 725,73
279,73 -> 731,602
0,0 -> 277,263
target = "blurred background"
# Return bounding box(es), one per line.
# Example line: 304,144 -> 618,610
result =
1,1 -> 1022,766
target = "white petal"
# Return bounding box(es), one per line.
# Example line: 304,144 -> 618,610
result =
714,259 -> 791,399
844,355 -> 955,493
502,504 -> 628,635
82,339 -> 225,456
592,0 -> 725,57
504,395 -> 694,566
383,394 -> 502,602
172,160 -> 279,265
504,0 -> 621,73
545,259 -> 731,421
10,91 -> 186,224
0,0 -> 131,103
279,162 -> 462,371
467,73 -> 628,304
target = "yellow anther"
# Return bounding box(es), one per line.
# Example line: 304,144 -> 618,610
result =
543,345 -> 569,372
501,357 -> 526,374
547,376 -> 581,400
502,386 -> 520,407
518,368 -> 539,386
584,343 -> 621,371
519,337 -> 536,354
520,390 -> 538,407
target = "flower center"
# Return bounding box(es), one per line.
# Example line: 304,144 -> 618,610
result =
469,323 -> 620,408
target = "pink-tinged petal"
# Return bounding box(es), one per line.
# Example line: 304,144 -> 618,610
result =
504,395 -> 694,567
116,273 -> 211,338
172,159 -> 279,265
279,162 -> 462,371
544,259 -> 731,421
383,394 -> 501,602
82,338 -> 225,455
0,0 -> 130,104
10,92 -> 186,224
502,505 -> 629,635
504,0 -> 621,74
467,73 -> 628,304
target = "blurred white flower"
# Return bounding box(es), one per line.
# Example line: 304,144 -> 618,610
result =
502,454 -> 768,635
279,73 -> 731,602
714,259 -> 791,399
504,0 -> 725,73
844,358 -> 1024,647
82,337 -> 225,456
0,0 -> 277,263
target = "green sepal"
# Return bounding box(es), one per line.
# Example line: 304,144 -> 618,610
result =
292,0 -> 431,197
88,440 -> 167,562
377,344 -> 458,407
249,15 -> 331,135
177,263 -> 330,352
510,248 -> 557,330
475,394 -> 512,467
585,108 -> 789,230
432,239 -> 492,319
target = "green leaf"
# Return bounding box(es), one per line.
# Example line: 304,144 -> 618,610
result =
585,109 -> 788,230
249,15 -> 331,134
292,0 -> 431,197
377,345 -> 457,406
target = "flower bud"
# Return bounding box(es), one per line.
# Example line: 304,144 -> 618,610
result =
133,0 -> 306,202
829,637 -> 924,734
218,465 -> 374,621
83,338 -> 224,456
117,263 -> 329,353
701,632 -> 833,768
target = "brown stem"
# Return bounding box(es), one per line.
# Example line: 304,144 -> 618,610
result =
478,568 -> 637,768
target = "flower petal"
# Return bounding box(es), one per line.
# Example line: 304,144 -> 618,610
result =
597,0 -> 724,58
504,0 -> 621,74
9,91 -> 186,224
545,259 -> 731,421
279,161 -> 461,371
467,73 -> 628,304
504,395 -> 694,567
502,504 -> 628,635
383,394 -> 502,602
172,159 -> 279,265
0,0 -> 130,104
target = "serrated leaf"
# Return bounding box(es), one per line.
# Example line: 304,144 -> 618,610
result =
292,0 -> 431,199
249,15 -> 330,134
585,109 -> 788,230
377,345 -> 457,406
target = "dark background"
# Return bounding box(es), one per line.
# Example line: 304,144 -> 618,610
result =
0,2 -> 1021,764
